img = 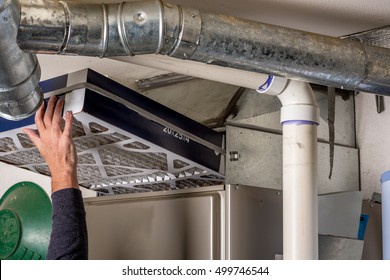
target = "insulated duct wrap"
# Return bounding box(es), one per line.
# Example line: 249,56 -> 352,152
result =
0,0 -> 42,120
16,0 -> 390,96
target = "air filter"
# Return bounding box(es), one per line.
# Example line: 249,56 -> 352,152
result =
0,69 -> 225,195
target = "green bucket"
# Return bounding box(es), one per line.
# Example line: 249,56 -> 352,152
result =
0,182 -> 52,260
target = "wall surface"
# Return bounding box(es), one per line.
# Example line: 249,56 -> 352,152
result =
0,162 -> 96,199
356,93 -> 390,200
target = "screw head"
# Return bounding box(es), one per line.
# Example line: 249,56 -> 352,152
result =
229,151 -> 240,161
135,12 -> 146,23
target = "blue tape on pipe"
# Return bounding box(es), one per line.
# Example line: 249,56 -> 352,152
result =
381,170 -> 390,183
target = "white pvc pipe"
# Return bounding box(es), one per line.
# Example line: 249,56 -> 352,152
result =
111,54 -> 270,90
283,123 -> 318,259
261,78 -> 319,260
280,81 -> 319,260
381,170 -> 390,260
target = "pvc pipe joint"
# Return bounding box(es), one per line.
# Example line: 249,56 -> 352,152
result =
259,75 -> 320,124
281,104 -> 319,125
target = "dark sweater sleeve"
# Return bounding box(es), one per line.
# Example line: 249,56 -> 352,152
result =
46,188 -> 88,260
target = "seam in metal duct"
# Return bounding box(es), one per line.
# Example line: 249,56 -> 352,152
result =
0,0 -> 42,121
2,0 -> 390,119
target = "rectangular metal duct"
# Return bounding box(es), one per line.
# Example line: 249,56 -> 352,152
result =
0,69 -> 225,195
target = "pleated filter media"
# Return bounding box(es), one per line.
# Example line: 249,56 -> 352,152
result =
0,69 -> 225,195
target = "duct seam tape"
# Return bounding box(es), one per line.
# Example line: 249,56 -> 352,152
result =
381,170 -> 390,260
280,104 -> 319,124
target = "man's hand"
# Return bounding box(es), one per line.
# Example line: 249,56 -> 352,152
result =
23,96 -> 79,193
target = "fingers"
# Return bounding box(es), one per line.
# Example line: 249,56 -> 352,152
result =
22,128 -> 41,148
43,95 -> 58,125
52,99 -> 65,131
33,96 -> 72,137
63,111 -> 73,139
34,100 -> 46,131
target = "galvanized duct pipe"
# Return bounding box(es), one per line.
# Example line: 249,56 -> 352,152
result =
0,0 -> 42,120
17,0 -> 390,96
1,0 -> 390,120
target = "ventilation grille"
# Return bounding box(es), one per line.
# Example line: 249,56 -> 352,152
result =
0,112 -> 224,195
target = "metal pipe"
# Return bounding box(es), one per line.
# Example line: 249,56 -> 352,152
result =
0,0 -> 42,120
17,0 -> 390,96
3,0 -> 390,120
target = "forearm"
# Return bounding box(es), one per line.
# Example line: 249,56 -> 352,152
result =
23,96 -> 88,260
51,169 -> 79,193
46,188 -> 88,260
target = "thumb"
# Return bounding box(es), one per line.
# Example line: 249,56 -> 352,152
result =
23,128 -> 41,148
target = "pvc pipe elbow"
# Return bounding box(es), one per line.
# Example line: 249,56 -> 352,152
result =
258,76 -> 319,124
279,80 -> 319,124
277,79 -> 317,107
